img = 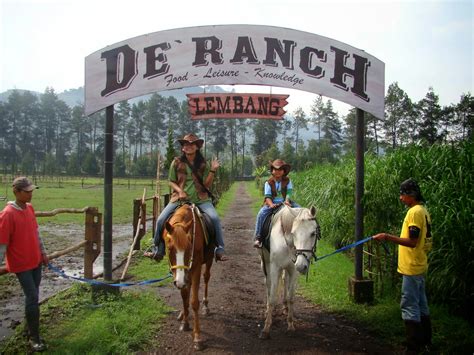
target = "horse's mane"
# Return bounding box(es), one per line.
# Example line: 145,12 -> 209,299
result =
166,205 -> 193,250
273,206 -> 314,235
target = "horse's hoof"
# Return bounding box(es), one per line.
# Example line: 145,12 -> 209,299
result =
201,306 -> 210,316
179,322 -> 191,332
193,341 -> 206,351
177,311 -> 184,321
287,325 -> 296,333
259,331 -> 270,340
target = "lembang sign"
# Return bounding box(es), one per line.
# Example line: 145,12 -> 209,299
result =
187,93 -> 288,120
85,25 -> 385,118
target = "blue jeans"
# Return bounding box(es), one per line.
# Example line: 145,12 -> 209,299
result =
16,266 -> 42,338
400,274 -> 430,322
153,201 -> 225,256
254,202 -> 300,239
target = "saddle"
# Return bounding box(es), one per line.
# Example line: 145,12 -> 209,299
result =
261,205 -> 284,250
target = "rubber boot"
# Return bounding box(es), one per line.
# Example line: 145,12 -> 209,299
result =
26,309 -> 46,352
404,320 -> 422,354
420,315 -> 432,350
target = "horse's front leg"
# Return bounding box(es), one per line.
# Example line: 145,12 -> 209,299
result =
260,266 -> 279,339
178,287 -> 191,332
191,268 -> 205,351
201,260 -> 212,316
284,267 -> 298,332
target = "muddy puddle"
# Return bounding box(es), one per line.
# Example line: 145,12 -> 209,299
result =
0,221 -> 153,344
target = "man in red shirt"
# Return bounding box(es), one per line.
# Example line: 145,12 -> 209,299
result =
0,177 -> 49,352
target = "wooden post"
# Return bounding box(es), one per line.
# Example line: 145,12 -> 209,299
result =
152,196 -> 158,237
134,200 -> 146,250
132,199 -> 141,245
121,189 -> 146,280
84,207 -> 102,279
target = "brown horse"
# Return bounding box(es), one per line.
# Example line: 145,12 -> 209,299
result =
163,203 -> 214,351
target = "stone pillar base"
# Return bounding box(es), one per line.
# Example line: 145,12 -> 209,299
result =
348,276 -> 374,304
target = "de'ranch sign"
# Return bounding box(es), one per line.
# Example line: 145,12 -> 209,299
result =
85,25 -> 385,118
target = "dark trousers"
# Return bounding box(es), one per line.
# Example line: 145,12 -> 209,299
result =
16,265 -> 42,340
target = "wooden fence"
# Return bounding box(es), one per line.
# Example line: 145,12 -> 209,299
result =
0,207 -> 102,278
131,194 -> 169,250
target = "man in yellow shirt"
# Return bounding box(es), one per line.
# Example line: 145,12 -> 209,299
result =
373,178 -> 432,354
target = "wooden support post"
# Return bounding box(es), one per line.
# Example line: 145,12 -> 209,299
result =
152,196 -> 158,237
134,201 -> 146,250
121,189 -> 146,280
132,199 -> 141,244
84,207 -> 102,279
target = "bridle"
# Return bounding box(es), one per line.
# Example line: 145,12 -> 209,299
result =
293,219 -> 321,265
169,204 -> 197,272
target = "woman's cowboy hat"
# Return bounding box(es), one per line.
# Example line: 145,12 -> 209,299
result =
269,159 -> 291,176
177,133 -> 204,149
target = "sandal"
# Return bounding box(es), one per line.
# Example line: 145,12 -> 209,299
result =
215,254 -> 228,262
143,251 -> 163,262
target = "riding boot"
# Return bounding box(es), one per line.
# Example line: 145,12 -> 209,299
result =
26,308 -> 46,352
404,320 -> 422,354
420,315 -> 432,349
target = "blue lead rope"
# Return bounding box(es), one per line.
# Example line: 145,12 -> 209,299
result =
47,263 -> 172,288
315,236 -> 374,262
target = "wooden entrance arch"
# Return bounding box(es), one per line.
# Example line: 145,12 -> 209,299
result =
84,25 -> 384,300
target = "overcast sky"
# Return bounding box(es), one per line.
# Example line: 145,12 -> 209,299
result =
1,0 -> 472,115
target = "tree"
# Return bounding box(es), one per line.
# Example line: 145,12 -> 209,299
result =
130,101 -> 147,157
321,100 -> 342,161
82,151 -> 100,175
164,126 -> 176,171
66,152 -> 81,175
455,93 -> 473,141
144,93 -> 166,152
383,82 -> 414,149
252,119 -> 280,157
291,107 -> 308,161
417,87 -> 442,145
281,139 -> 295,165
70,105 -> 91,167
309,95 -> 325,141
208,119 -> 227,158
115,100 -> 131,164
176,100 -> 198,138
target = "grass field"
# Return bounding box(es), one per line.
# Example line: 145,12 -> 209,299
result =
1,181 -> 473,353
0,176 -> 168,224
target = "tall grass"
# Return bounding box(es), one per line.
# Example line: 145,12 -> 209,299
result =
291,141 -> 474,319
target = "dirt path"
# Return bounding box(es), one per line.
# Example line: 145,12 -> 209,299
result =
149,182 -> 396,354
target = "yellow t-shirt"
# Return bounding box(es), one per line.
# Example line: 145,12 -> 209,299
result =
397,204 -> 432,275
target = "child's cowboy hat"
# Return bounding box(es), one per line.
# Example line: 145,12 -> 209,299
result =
177,133 -> 204,149
269,159 -> 291,176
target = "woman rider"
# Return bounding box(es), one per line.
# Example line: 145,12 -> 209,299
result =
146,133 -> 227,262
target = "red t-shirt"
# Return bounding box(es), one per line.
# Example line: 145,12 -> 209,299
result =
0,203 -> 42,273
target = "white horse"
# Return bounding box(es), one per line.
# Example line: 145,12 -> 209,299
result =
259,205 -> 321,339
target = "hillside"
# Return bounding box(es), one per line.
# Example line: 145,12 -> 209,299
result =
0,85 -> 228,108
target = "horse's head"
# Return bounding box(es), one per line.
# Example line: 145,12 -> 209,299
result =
164,205 -> 194,289
291,206 -> 321,275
